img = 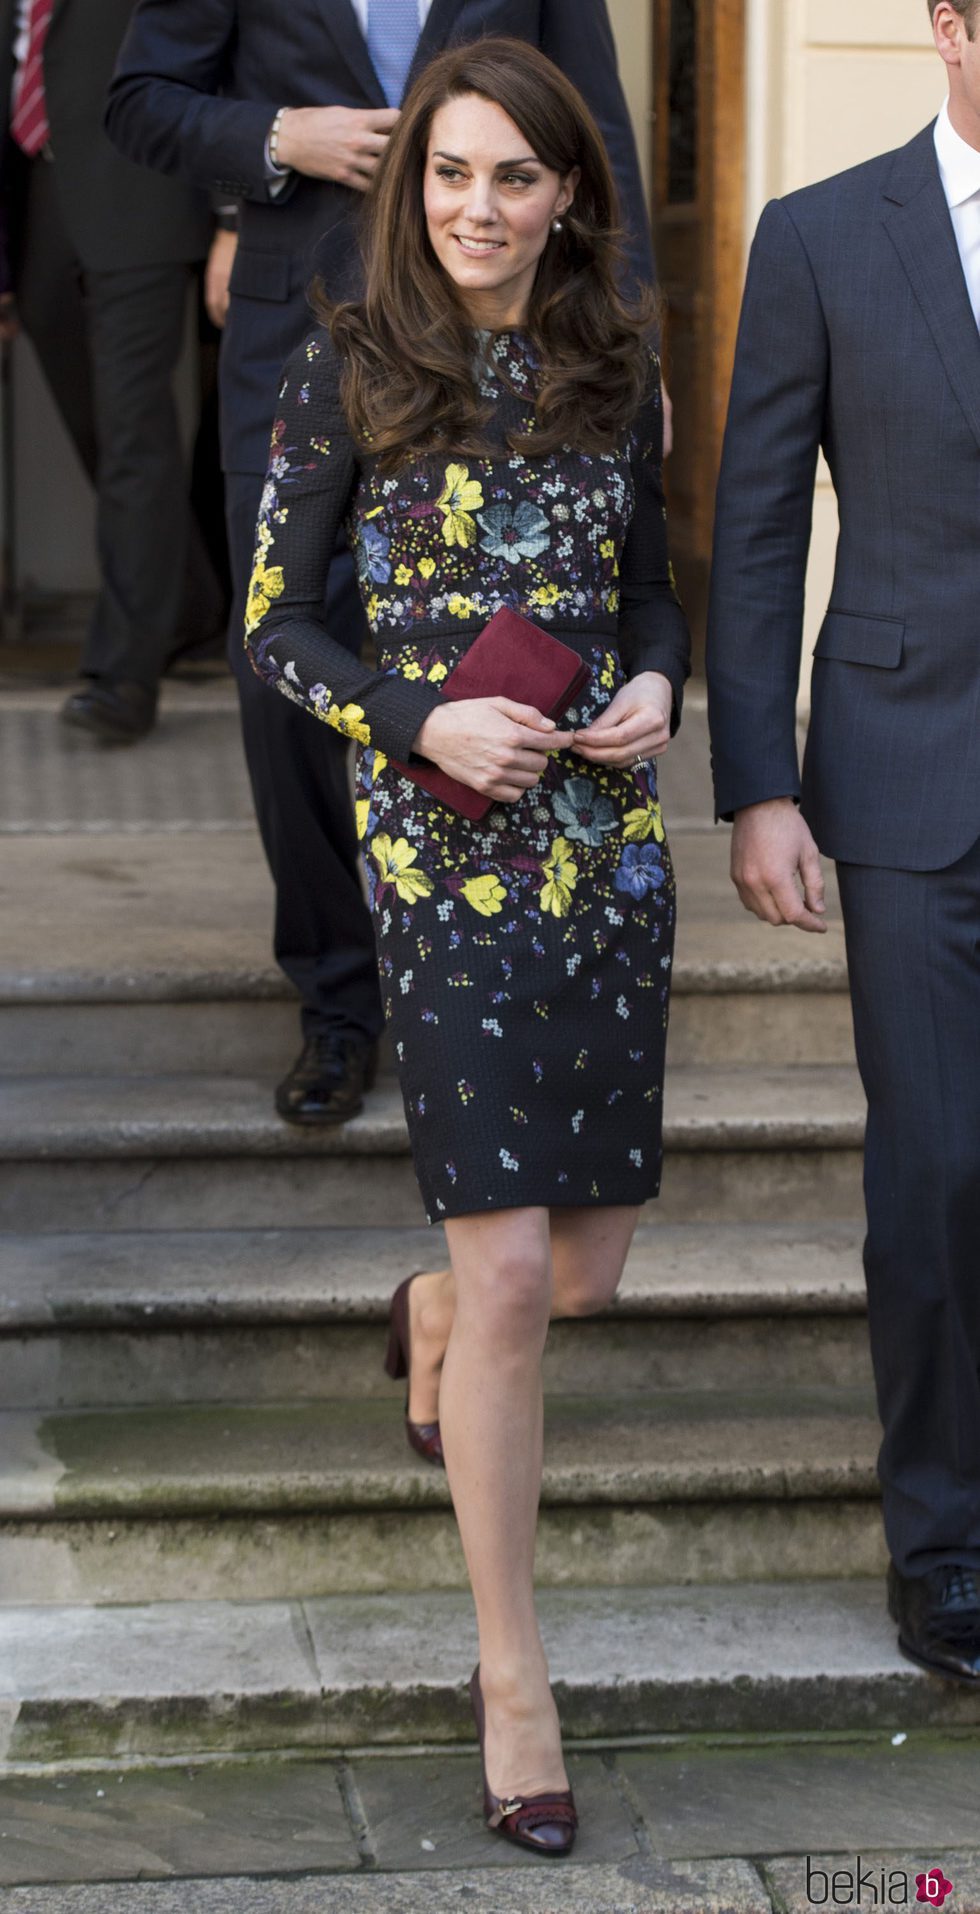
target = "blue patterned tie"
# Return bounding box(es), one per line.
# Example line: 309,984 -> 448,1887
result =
365,0 -> 419,107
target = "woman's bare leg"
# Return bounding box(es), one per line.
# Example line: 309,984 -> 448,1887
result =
436,1203 -> 641,1799
406,1204 -> 640,1422
440,1206 -> 561,1797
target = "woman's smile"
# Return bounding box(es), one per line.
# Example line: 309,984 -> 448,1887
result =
453,233 -> 507,254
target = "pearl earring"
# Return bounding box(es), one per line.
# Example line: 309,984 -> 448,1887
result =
552,217 -> 563,233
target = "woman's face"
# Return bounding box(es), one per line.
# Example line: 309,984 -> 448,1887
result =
423,93 -> 578,328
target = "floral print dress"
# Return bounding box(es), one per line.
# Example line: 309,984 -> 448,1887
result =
246,327 -> 690,1223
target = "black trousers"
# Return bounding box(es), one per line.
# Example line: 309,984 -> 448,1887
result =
837,834 -> 980,1578
13,153 -> 223,684
226,471 -> 383,1043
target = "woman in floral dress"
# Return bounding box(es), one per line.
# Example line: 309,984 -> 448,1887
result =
245,38 -> 689,1856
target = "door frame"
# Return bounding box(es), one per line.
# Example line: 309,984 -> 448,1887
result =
651,0 -> 747,648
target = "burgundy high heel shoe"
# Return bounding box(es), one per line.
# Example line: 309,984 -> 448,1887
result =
383,1272 -> 445,1468
469,1665 -> 578,1855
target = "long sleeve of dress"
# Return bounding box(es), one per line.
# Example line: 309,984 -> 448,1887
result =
243,333 -> 445,762
617,352 -> 691,728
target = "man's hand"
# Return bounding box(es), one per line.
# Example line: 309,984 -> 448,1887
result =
204,228 -> 237,329
572,671 -> 673,766
275,106 -> 399,188
731,798 -> 827,933
414,697 -> 572,803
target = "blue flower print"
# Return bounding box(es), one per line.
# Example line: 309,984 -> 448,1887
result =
477,500 -> 551,565
614,843 -> 666,899
357,519 -> 392,588
552,776 -> 618,847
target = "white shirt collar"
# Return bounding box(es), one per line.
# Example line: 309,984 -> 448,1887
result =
934,97 -> 980,211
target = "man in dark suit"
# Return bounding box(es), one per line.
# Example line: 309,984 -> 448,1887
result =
0,0 -> 224,739
106,0 -> 655,1125
706,0 -> 980,1682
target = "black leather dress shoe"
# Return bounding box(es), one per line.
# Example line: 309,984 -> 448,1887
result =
888,1562 -> 980,1684
275,1035 -> 378,1126
61,680 -> 157,742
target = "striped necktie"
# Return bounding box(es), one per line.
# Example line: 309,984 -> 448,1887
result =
11,0 -> 55,157
365,0 -> 419,108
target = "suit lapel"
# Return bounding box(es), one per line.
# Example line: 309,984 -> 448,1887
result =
883,124 -> 980,456
315,0 -> 387,109
405,0 -> 466,89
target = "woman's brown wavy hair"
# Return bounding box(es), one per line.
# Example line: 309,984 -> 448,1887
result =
320,36 -> 657,469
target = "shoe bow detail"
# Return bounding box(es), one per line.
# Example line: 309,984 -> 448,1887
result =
488,1794 -> 578,1835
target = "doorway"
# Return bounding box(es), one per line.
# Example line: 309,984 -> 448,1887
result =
652,0 -> 746,661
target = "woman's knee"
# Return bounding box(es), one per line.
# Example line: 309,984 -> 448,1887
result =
553,1258 -> 621,1317
454,1242 -> 552,1346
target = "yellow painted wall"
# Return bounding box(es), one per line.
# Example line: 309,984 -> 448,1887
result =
745,0 -> 948,700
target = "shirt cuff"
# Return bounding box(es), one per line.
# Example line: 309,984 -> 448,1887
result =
264,121 -> 292,196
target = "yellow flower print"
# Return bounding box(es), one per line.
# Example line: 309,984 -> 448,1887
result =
460,873 -> 507,916
418,557 -> 437,580
367,593 -> 381,621
540,836 -> 579,918
394,563 -> 413,586
371,834 -> 435,904
327,701 -> 371,745
623,800 -> 666,844
600,538 -> 616,559
529,583 -> 560,607
355,798 -> 370,839
372,750 -> 388,777
427,662 -> 448,684
401,660 -> 423,680
436,462 -> 484,548
448,593 -> 477,620
244,560 -> 284,636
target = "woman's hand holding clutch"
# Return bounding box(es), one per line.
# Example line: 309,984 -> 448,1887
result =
414,698 -> 573,804
571,672 -> 673,766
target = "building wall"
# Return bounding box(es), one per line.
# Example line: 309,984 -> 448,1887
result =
744,0 -> 948,701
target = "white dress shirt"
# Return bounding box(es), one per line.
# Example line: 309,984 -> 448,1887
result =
934,97 -> 980,330
11,0 -> 32,101
350,0 -> 432,30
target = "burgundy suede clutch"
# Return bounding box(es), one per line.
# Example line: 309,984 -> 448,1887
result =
389,607 -> 591,822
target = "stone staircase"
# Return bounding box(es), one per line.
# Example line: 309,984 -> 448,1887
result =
3,686 -> 979,1762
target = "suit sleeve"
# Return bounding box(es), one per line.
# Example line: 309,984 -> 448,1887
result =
539,0 -> 655,289
106,0 -> 291,204
244,332 -> 443,762
617,350 -> 691,726
705,198 -> 829,820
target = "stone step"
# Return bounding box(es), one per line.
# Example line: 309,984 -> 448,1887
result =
0,832 -> 854,1074
0,1068 -> 866,1231
2,985 -> 858,1074
3,1579 -> 979,1762
0,1388 -> 885,1602
0,1223 -> 869,1408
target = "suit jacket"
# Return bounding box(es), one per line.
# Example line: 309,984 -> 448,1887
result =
706,123 -> 980,872
0,0 -> 208,273
106,0 -> 655,475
